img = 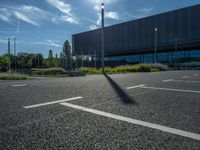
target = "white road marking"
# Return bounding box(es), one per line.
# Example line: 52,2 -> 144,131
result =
126,84 -> 146,89
169,80 -> 200,83
182,76 -> 188,79
140,86 -> 200,94
194,74 -> 198,77
60,102 -> 200,141
10,84 -> 27,87
162,79 -> 173,82
182,76 -> 200,79
23,97 -> 83,109
126,85 -> 200,94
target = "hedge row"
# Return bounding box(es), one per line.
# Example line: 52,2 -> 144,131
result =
78,63 -> 168,74
32,68 -> 65,75
0,74 -> 27,80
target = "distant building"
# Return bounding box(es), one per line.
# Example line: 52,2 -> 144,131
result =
72,4 -> 200,67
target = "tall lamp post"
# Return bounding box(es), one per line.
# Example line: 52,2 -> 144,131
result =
14,37 -> 17,71
154,27 -> 157,63
101,3 -> 105,72
8,38 -> 11,73
174,37 -> 178,64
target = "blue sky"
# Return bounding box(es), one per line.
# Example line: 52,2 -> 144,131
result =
0,0 -> 200,57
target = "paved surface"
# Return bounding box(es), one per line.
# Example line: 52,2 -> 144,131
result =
0,70 -> 200,149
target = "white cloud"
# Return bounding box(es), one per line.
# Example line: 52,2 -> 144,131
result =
0,8 -> 12,23
59,15 -> 78,24
14,11 -> 39,27
0,5 -> 53,27
46,0 -> 78,24
105,11 -> 119,19
0,39 -> 7,44
89,0 -> 120,26
96,13 -> 101,25
138,8 -> 153,14
32,41 -> 62,47
46,0 -> 71,14
89,25 -> 97,30
0,14 -> 10,22
88,0 -> 119,5
125,8 -> 153,19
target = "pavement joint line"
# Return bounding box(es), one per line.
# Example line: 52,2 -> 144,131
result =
162,79 -> 173,82
23,97 -> 83,109
126,84 -> 146,89
60,102 -> 200,141
10,84 -> 27,87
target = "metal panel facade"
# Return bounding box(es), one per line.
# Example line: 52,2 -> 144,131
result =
72,4 -> 200,56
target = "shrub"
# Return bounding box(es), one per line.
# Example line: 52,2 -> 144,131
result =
136,64 -> 151,72
151,68 -> 160,72
150,63 -> 168,71
32,68 -> 65,75
78,68 -> 102,74
77,63 -> 168,74
0,74 -> 27,80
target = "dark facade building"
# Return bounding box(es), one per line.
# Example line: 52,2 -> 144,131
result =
72,4 -> 200,66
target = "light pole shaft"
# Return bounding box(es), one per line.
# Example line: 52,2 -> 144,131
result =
14,37 -> 17,71
8,38 -> 11,72
101,3 -> 104,72
175,38 -> 178,64
154,28 -> 157,63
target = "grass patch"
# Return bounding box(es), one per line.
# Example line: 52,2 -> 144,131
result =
32,68 -> 65,75
77,63 -> 168,74
0,74 -> 27,80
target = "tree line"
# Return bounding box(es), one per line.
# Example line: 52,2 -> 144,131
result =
0,40 -> 72,71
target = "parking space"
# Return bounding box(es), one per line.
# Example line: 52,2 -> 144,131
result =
0,71 -> 200,149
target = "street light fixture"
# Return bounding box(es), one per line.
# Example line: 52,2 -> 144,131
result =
101,3 -> 105,72
154,27 -> 158,63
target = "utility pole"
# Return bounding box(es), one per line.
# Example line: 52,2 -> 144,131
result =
101,3 -> 105,72
154,27 -> 158,63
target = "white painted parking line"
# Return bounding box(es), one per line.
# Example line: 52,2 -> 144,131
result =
10,84 -> 27,87
23,97 -> 83,109
182,76 -> 188,79
168,80 -> 200,83
162,79 -> 173,82
126,84 -> 146,89
60,102 -> 200,141
140,86 -> 200,94
126,85 -> 200,94
182,76 -> 200,79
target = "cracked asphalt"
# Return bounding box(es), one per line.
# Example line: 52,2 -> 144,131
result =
0,70 -> 200,149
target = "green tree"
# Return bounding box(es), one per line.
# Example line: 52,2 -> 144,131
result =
63,40 -> 71,69
0,55 -> 9,71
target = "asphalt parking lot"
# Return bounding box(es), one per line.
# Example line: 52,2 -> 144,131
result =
0,70 -> 200,149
